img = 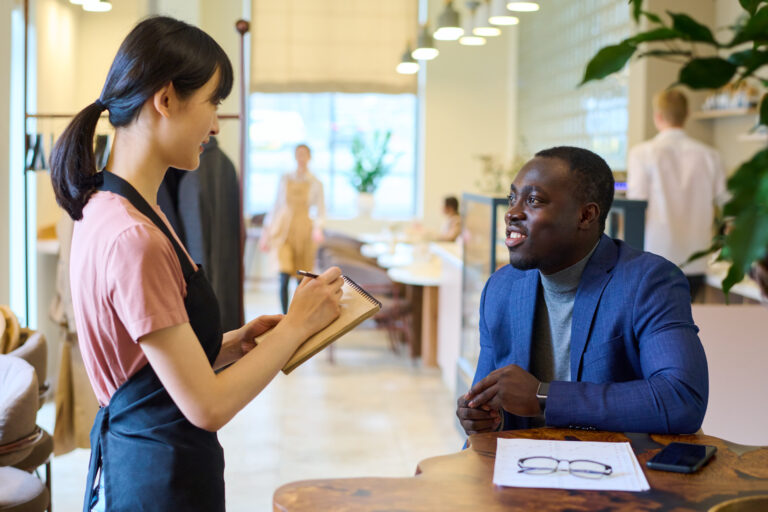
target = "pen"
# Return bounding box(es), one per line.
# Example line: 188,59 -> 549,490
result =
296,270 -> 319,279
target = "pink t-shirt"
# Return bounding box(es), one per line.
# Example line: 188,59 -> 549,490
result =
70,191 -> 196,405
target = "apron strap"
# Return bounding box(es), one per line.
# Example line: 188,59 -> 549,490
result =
83,407 -> 107,512
97,170 -> 196,279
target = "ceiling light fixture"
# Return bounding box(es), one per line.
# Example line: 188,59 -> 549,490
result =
506,1 -> 540,12
459,2 -> 486,46
488,0 -> 519,26
434,0 -> 464,41
396,45 -> 420,74
412,25 -> 440,61
82,0 -> 112,12
473,1 -> 502,36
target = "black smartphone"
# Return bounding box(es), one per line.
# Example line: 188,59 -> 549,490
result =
646,442 -> 717,473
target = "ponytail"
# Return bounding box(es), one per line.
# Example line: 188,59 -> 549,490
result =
50,101 -> 106,220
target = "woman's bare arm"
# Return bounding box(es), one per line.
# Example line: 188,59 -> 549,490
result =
139,267 -> 343,431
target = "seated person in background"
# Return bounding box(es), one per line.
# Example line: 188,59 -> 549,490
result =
457,146 -> 708,436
437,196 -> 462,242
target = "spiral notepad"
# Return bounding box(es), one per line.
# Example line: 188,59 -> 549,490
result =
258,275 -> 382,374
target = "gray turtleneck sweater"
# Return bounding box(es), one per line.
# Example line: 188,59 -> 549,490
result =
527,242 -> 598,427
532,241 -> 600,384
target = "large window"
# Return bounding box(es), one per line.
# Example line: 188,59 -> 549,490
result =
247,93 -> 417,219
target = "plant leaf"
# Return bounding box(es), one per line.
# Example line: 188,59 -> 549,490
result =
739,0 -> 765,16
728,49 -> 768,79
630,0 -> 643,23
678,58 -> 736,89
637,49 -> 693,58
729,5 -> 768,46
627,27 -> 684,44
761,92 -> 768,126
668,11 -> 717,44
717,148 -> 768,295
641,10 -> 662,24
580,41 -> 636,85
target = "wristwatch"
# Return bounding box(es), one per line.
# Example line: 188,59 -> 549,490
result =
536,381 -> 550,413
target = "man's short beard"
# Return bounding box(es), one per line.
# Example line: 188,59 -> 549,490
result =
508,253 -> 538,271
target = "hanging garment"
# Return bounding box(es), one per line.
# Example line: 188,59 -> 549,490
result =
158,137 -> 241,331
84,171 -> 225,512
50,215 -> 98,455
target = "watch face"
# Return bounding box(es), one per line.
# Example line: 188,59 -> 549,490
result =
536,382 -> 550,398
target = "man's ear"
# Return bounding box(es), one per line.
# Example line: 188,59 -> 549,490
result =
152,83 -> 175,119
578,203 -> 600,230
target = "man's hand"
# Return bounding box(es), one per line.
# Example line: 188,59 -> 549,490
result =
456,395 -> 500,435
465,364 -> 541,417
239,314 -> 283,355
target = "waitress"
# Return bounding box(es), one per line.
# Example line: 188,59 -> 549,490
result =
49,17 -> 343,511
260,144 -> 326,314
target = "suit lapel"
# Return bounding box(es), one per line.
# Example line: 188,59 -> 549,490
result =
509,270 -> 539,372
570,235 -> 617,380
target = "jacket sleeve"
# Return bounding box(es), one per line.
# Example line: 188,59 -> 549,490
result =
545,260 -> 709,434
472,278 -> 496,388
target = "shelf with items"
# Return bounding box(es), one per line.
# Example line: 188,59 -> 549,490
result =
738,130 -> 768,143
691,108 -> 758,120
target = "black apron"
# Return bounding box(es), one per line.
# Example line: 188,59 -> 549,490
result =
83,171 -> 225,511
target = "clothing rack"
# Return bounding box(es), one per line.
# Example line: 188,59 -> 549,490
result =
22,0 -> 250,328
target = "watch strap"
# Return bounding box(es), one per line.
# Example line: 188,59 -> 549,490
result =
536,381 -> 550,413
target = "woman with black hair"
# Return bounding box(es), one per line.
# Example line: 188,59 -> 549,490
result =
50,16 -> 343,511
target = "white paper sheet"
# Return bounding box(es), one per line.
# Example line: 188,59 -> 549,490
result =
493,438 -> 650,492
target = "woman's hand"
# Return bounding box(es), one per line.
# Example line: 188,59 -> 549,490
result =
312,227 -> 325,245
283,266 -> 343,340
239,314 -> 283,355
258,233 -> 270,252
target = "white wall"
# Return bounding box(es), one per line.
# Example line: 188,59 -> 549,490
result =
0,0 -> 17,306
421,0 -> 515,232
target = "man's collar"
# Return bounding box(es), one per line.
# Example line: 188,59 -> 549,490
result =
655,127 -> 686,140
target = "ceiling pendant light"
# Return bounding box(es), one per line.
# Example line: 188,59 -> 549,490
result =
396,44 -> 420,74
412,25 -> 440,61
489,0 -> 519,26
82,0 -> 112,12
434,0 -> 464,41
506,1 -> 540,12
459,2 -> 486,46
474,1 -> 502,36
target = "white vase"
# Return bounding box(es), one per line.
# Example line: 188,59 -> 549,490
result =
356,192 -> 375,218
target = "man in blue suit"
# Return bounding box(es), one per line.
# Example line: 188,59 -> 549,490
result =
458,146 -> 708,435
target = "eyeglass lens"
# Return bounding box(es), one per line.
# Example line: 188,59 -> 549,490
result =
518,456 -> 612,479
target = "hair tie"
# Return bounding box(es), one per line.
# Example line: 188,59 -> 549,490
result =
80,172 -> 104,189
94,99 -> 107,112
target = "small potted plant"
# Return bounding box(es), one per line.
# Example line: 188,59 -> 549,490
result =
349,130 -> 395,217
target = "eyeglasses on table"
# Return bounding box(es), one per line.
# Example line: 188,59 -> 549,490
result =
517,456 -> 613,479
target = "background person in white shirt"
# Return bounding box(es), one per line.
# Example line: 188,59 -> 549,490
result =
627,89 -> 726,301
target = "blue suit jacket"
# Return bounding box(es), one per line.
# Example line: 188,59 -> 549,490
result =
473,235 -> 708,434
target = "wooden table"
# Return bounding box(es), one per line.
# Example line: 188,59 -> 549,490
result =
274,428 -> 768,511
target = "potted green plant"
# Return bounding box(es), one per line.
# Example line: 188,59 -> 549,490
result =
349,130 -> 395,217
581,0 -> 768,297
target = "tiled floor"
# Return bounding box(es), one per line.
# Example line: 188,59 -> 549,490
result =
39,280 -> 464,511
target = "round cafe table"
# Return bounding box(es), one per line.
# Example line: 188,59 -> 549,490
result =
387,259 -> 442,367
274,427 -> 768,511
